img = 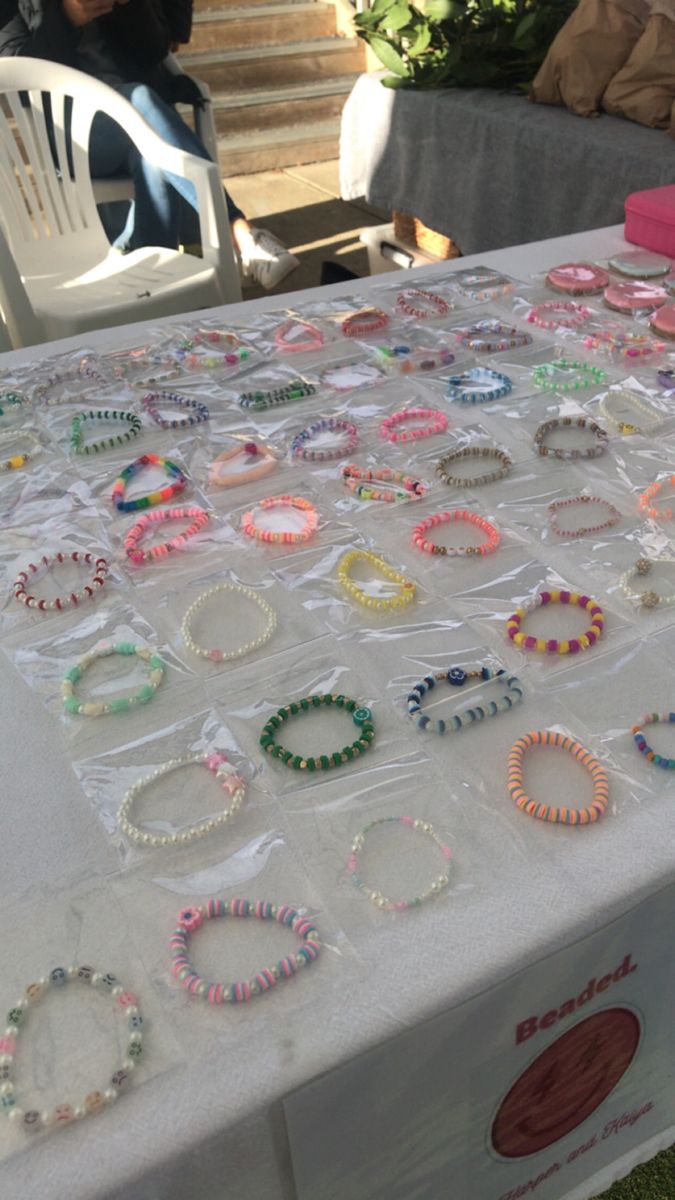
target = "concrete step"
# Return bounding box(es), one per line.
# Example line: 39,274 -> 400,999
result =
217,118 -> 340,175
209,76 -> 358,135
189,3 -> 335,54
193,0 -> 311,10
179,36 -> 363,90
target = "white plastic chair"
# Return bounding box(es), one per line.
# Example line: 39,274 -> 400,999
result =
0,57 -> 241,350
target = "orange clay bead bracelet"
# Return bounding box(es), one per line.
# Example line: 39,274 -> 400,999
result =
638,475 -> 675,521
507,730 -> 609,825
241,495 -> 319,544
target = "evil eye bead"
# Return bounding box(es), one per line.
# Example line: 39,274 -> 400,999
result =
353,706 -> 373,726
447,668 -> 467,686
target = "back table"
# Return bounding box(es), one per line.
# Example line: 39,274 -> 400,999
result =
0,226 -> 673,1200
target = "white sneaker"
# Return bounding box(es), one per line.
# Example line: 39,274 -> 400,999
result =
239,226 -> 300,290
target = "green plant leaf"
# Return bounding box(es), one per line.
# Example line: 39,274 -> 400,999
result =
369,34 -> 411,75
514,10 -> 538,42
370,0 -> 397,16
406,21 -> 432,54
381,1 -> 414,31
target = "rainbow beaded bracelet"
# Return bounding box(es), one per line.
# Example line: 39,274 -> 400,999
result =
632,712 -> 675,769
455,320 -> 532,353
0,967 -> 143,1132
507,730 -> 609,825
70,409 -> 141,455
412,509 -> 500,557
260,693 -> 375,771
141,390 -> 209,430
170,899 -> 321,1004
506,589 -> 605,655
341,463 -> 427,503
62,642 -> 165,716
112,454 -> 187,512
13,551 -> 109,611
347,816 -> 452,910
123,506 -> 209,565
407,665 -> 523,734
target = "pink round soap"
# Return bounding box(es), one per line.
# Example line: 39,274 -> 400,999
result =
649,303 -> 675,339
603,281 -> 668,312
546,262 -> 609,294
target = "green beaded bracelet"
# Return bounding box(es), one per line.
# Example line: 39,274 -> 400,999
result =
61,641 -> 165,717
260,694 -> 375,771
70,409 -> 142,455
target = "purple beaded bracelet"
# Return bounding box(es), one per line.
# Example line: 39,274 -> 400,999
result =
506,589 -> 605,655
141,390 -> 210,430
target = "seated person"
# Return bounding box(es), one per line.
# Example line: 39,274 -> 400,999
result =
0,0 -> 299,289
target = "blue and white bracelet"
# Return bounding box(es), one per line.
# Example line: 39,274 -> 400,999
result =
407,665 -> 523,734
445,368 -> 513,405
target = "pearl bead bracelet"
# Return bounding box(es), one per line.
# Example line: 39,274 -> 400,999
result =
412,509 -> 500,557
445,367 -> 512,404
547,495 -> 621,538
396,288 -> 449,319
260,693 -> 375,771
112,453 -> 187,512
0,967 -> 144,1132
347,816 -> 452,911
13,551 -> 109,611
379,407 -> 448,443
238,381 -> 316,411
597,388 -> 661,435
118,752 -> 246,847
506,589 -> 605,655
532,360 -> 606,392
141,390 -> 209,430
242,495 -> 319,544
341,307 -> 389,337
507,730 -> 609,825
619,556 -> 675,608
527,301 -> 590,329
291,417 -> 358,462
632,712 -> 675,768
170,900 -> 321,1004
534,416 -> 609,460
124,506 -> 209,565
341,463 -> 427,503
436,446 -> 512,487
208,440 -> 278,489
181,582 -> 277,662
0,429 -> 42,471
407,665 -> 523,734
638,475 -> 675,521
455,320 -> 532,353
70,409 -> 141,455
337,549 -> 416,611
62,642 -> 165,716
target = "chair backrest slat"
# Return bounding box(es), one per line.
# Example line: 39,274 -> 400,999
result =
9,91 -> 67,238
0,95 -> 46,239
30,91 -> 77,236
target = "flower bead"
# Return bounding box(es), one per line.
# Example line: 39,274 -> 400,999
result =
448,668 -> 467,686
116,992 -> 137,1010
177,906 -> 203,932
7,1009 -> 23,1026
128,1041 -> 143,1059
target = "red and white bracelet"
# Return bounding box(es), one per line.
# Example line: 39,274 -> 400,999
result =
412,509 -> 500,556
548,495 -> 621,539
380,407 -> 448,443
341,308 -> 389,338
527,301 -> 590,329
13,551 -> 109,611
396,288 -> 449,319
124,506 -> 210,565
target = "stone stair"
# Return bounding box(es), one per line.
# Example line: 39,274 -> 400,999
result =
177,0 -> 365,175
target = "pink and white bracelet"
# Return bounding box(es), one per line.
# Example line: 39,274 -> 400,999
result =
412,509 -> 500,556
124,506 -> 209,565
347,816 -> 452,910
527,301 -> 590,329
380,407 -> 448,443
13,551 -> 109,611
548,496 -> 621,539
208,440 -> 277,489
242,495 -> 319,544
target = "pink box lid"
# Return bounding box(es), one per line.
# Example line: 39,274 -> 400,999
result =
625,186 -> 675,223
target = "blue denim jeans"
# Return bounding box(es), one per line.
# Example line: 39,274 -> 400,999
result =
88,82 -> 244,250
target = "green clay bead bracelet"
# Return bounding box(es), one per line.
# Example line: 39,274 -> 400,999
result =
260,693 -> 375,771
62,641 -> 165,717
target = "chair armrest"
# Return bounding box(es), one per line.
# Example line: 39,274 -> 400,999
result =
162,53 -> 218,163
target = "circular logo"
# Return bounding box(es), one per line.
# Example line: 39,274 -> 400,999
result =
491,1007 -> 641,1159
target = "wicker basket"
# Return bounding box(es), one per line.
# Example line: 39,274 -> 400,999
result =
393,211 -> 461,260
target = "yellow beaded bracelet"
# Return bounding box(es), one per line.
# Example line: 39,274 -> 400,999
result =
337,550 -> 416,612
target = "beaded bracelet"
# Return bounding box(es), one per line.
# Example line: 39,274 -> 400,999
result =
341,308 -> 389,338
347,817 -> 451,910
0,967 -> 144,1132
638,476 -> 675,521
0,429 -> 42,471
619,556 -> 675,608
291,417 -> 358,462
507,730 -> 609,825
376,344 -> 455,374
260,693 -> 375,771
341,463 -> 427,503
455,320 -> 532,353
141,391 -> 209,430
170,899 -> 321,1004
70,409 -> 142,455
506,589 -> 605,655
61,642 -> 165,716
118,752 -> 246,847
175,329 -> 251,369
0,390 -> 27,417
597,388 -> 661,436
547,495 -> 621,539
436,446 -> 512,487
238,381 -> 316,411
337,549 -> 416,611
632,712 -> 675,768
546,263 -> 609,295
124,506 -> 209,565
396,289 -> 449,319
274,319 -> 324,353
412,509 -> 500,557
527,301 -> 590,329
13,551 -> 109,611
181,582 -> 277,662
583,329 -> 665,359
657,368 -> 675,390
445,367 -> 512,404
407,665 -> 523,734
379,407 -> 448,443
208,440 -> 278,489
534,416 -> 609,460
33,364 -> 107,405
532,360 -> 606,392
112,453 -> 187,512
242,495 -> 319,544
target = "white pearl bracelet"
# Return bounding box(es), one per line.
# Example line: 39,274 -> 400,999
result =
118,752 -> 246,847
619,556 -> 675,608
597,388 -> 661,435
181,582 -> 277,662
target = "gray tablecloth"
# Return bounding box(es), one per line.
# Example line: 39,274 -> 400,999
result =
340,74 -> 675,253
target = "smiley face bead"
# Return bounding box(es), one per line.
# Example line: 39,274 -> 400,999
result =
77,966 -> 93,983
50,968 -> 67,987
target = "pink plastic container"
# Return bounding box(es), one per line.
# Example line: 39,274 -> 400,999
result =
625,185 -> 675,257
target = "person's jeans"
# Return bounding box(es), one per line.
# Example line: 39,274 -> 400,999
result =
88,83 -> 245,250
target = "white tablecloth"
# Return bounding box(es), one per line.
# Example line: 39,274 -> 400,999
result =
0,226 -> 673,1200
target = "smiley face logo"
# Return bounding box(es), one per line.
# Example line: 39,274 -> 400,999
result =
491,1008 -> 641,1158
